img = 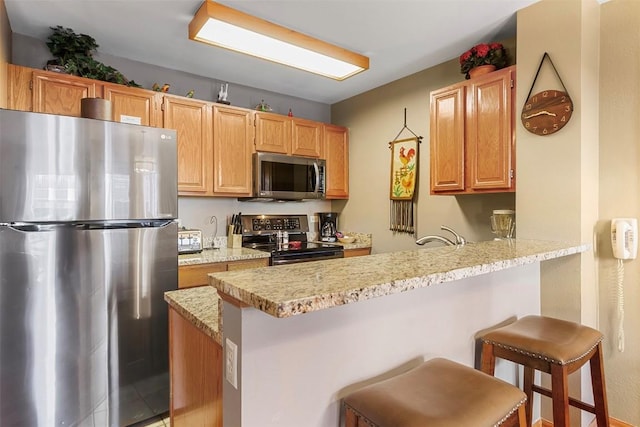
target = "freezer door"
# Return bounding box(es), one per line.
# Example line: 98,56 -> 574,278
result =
0,221 -> 177,427
0,109 -> 177,222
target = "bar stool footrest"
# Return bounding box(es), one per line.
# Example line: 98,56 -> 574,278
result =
531,385 -> 596,414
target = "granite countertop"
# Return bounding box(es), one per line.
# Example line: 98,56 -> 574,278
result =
165,286 -> 222,345
179,247 -> 270,266
209,239 -> 589,319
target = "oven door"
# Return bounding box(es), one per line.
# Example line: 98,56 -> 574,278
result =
270,249 -> 343,265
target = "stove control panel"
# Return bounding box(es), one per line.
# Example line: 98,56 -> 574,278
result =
252,217 -> 300,231
243,215 -> 309,234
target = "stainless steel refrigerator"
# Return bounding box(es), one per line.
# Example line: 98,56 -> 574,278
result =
0,109 -> 178,426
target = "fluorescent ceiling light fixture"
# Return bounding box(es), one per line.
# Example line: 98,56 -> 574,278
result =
189,1 -> 369,80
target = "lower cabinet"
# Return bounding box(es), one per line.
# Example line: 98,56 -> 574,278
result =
169,308 -> 222,427
344,248 -> 371,258
178,258 -> 270,288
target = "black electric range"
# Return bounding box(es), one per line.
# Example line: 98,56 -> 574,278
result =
240,214 -> 343,265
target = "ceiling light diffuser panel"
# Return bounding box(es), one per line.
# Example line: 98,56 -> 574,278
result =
189,1 -> 369,80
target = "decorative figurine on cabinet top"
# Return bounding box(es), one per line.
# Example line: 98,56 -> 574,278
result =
217,83 -> 230,104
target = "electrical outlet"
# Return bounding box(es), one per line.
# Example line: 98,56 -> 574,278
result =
225,338 -> 238,389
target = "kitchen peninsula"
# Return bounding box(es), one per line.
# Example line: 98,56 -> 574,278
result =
167,239 -> 588,427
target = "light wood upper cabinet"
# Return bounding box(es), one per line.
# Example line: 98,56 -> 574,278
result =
466,68 -> 515,190
7,64 -> 33,111
163,95 -> 213,195
323,124 -> 349,199
254,113 -> 322,158
291,117 -> 322,158
254,111 -> 291,154
430,85 -> 466,192
212,105 -> 253,196
32,69 -> 100,117
103,83 -> 161,127
430,65 -> 515,195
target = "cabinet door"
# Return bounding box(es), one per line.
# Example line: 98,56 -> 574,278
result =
323,124 -> 349,199
254,112 -> 291,154
103,83 -> 161,127
178,262 -> 227,289
7,64 -> 33,112
226,258 -> 269,270
32,70 -> 100,117
291,117 -> 322,158
344,248 -> 371,257
212,105 -> 253,196
163,95 -> 213,195
466,68 -> 514,190
169,308 -> 222,427
430,85 -> 466,193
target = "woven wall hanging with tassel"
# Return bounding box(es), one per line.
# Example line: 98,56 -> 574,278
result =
389,109 -> 422,234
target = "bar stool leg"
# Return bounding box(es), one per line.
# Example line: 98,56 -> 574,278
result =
590,343 -> 610,426
551,364 -> 570,427
481,342 -> 496,375
523,366 -> 534,427
344,406 -> 358,427
517,404 -> 528,427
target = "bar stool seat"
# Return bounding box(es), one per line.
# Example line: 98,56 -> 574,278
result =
480,315 -> 610,427
343,357 -> 527,427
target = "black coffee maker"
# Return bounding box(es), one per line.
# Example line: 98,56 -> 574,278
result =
318,212 -> 338,242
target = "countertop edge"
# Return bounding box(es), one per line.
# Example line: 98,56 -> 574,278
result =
165,288 -> 222,345
269,242 -> 589,318
178,247 -> 271,266
211,240 -> 589,319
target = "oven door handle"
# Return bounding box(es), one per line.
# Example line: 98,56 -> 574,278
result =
271,251 -> 344,265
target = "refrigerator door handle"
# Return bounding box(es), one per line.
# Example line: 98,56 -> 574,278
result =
6,220 -> 175,232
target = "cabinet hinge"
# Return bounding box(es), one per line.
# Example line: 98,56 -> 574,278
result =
29,80 -> 33,90
510,169 -> 514,179
510,79 -> 514,89
160,102 -> 165,111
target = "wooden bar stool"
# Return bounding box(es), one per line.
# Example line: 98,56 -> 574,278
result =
480,315 -> 610,427
343,357 -> 527,427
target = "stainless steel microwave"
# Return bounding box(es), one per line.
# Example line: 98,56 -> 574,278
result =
250,152 -> 326,200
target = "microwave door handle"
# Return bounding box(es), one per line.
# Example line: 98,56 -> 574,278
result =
312,161 -> 320,194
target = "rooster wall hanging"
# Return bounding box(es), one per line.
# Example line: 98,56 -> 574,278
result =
389,109 -> 422,234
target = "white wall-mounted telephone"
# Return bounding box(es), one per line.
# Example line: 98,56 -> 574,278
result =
611,218 -> 638,260
610,218 -> 638,352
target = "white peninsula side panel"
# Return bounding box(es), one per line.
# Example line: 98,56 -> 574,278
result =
222,263 -> 540,427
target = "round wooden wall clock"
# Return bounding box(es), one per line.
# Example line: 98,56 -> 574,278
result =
521,90 -> 573,136
522,53 -> 573,136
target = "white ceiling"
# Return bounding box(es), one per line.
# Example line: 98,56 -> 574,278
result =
5,0 -> 539,104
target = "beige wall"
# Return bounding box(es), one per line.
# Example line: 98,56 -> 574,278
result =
516,0 -> 638,424
516,10 -> 601,419
0,0 -> 10,108
598,0 -> 640,423
332,40 -> 516,254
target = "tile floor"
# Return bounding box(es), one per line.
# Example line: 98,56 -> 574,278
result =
138,414 -> 170,427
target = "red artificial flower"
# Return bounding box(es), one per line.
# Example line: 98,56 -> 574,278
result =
475,44 -> 490,57
459,50 -> 472,64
